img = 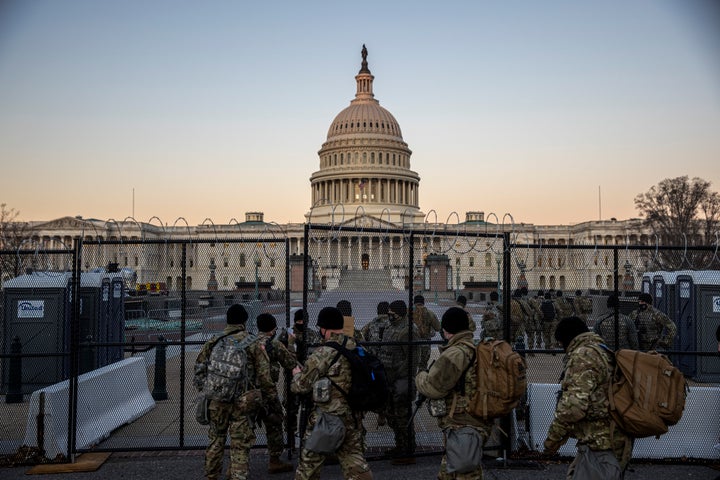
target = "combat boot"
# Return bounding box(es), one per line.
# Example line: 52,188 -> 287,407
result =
268,455 -> 293,474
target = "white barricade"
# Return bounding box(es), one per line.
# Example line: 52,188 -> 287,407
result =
527,383 -> 720,459
23,356 -> 156,459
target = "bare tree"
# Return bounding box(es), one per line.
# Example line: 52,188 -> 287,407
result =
634,176 -> 720,268
0,203 -> 30,280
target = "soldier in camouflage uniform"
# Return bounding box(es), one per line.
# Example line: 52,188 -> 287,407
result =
412,295 -> 441,370
572,289 -> 594,325
290,308 -> 322,361
544,316 -> 633,477
481,291 -> 503,340
554,291 -> 573,322
360,301 -> 390,356
291,307 -> 373,480
540,292 -> 559,349
521,287 -> 541,350
629,293 -> 677,351
415,307 -> 494,479
377,300 -> 420,464
194,304 -> 275,480
256,313 -> 297,474
455,295 -> 477,334
593,294 -> 639,351
361,301 -> 391,427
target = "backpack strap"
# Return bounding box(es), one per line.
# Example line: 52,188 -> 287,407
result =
454,339 -> 477,396
325,337 -> 352,399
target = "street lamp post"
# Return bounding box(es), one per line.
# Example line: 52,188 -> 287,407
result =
253,250 -> 261,300
496,253 -> 502,302
455,267 -> 460,300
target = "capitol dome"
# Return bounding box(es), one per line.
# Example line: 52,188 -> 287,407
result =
307,45 -> 424,226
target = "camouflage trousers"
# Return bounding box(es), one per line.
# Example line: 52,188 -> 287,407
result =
542,321 -> 559,349
384,387 -> 415,453
257,394 -> 285,457
417,342 -> 432,371
206,399 -> 255,480
525,320 -> 540,349
295,412 -> 373,480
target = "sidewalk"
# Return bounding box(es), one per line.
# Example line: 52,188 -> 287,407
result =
2,450 -> 718,480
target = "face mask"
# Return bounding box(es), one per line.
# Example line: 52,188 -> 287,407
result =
294,322 -> 305,332
639,304 -> 648,311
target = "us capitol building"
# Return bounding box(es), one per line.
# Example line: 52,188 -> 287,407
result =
17,47 -> 651,295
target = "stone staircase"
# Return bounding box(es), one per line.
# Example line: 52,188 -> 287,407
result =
337,268 -> 394,291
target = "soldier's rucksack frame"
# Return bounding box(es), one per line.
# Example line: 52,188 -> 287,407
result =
326,337 -> 390,412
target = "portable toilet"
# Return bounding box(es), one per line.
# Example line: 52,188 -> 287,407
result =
688,270 -> 720,382
2,272 -> 72,394
674,272 -> 697,376
2,270 -> 126,394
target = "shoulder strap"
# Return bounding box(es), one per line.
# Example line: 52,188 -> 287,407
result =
207,329 -> 242,355
455,340 -> 476,395
324,337 -> 352,398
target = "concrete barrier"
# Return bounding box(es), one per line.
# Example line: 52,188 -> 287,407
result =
527,383 -> 720,459
23,356 -> 156,459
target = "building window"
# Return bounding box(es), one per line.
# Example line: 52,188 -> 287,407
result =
223,276 -> 228,287
224,258 -> 228,267
239,254 -> 246,267
469,257 -> 474,267
485,253 -> 491,267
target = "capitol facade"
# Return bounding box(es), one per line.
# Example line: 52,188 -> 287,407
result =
14,47 -> 654,295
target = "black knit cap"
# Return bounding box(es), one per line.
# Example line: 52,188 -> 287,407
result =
226,304 -> 248,325
317,306 -> 344,330
413,295 -> 425,305
554,316 -> 588,351
293,308 -> 306,322
389,300 -> 407,318
256,313 -> 277,332
490,291 -> 499,301
638,293 -> 653,304
441,307 -> 469,334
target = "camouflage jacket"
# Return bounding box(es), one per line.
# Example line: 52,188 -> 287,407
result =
573,296 -> 593,316
546,332 -> 617,451
194,324 -> 275,401
593,312 -> 639,351
290,332 -> 355,416
481,302 -> 503,338
554,296 -> 573,319
290,327 -> 322,363
360,314 -> 389,355
376,315 -> 419,383
415,330 -> 492,432
629,305 -> 677,350
412,304 -> 441,339
258,331 -> 298,383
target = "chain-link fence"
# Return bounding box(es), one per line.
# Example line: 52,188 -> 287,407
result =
1,230 -> 719,464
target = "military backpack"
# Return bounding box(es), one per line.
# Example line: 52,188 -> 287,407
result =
467,339 -> 527,420
601,347 -> 687,438
540,300 -> 556,323
412,304 -> 432,338
201,333 -> 257,402
326,337 -> 390,412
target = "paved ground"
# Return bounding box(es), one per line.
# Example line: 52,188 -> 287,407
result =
2,450 -> 718,480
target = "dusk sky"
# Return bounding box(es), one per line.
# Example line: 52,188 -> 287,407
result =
1,0 -> 719,227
